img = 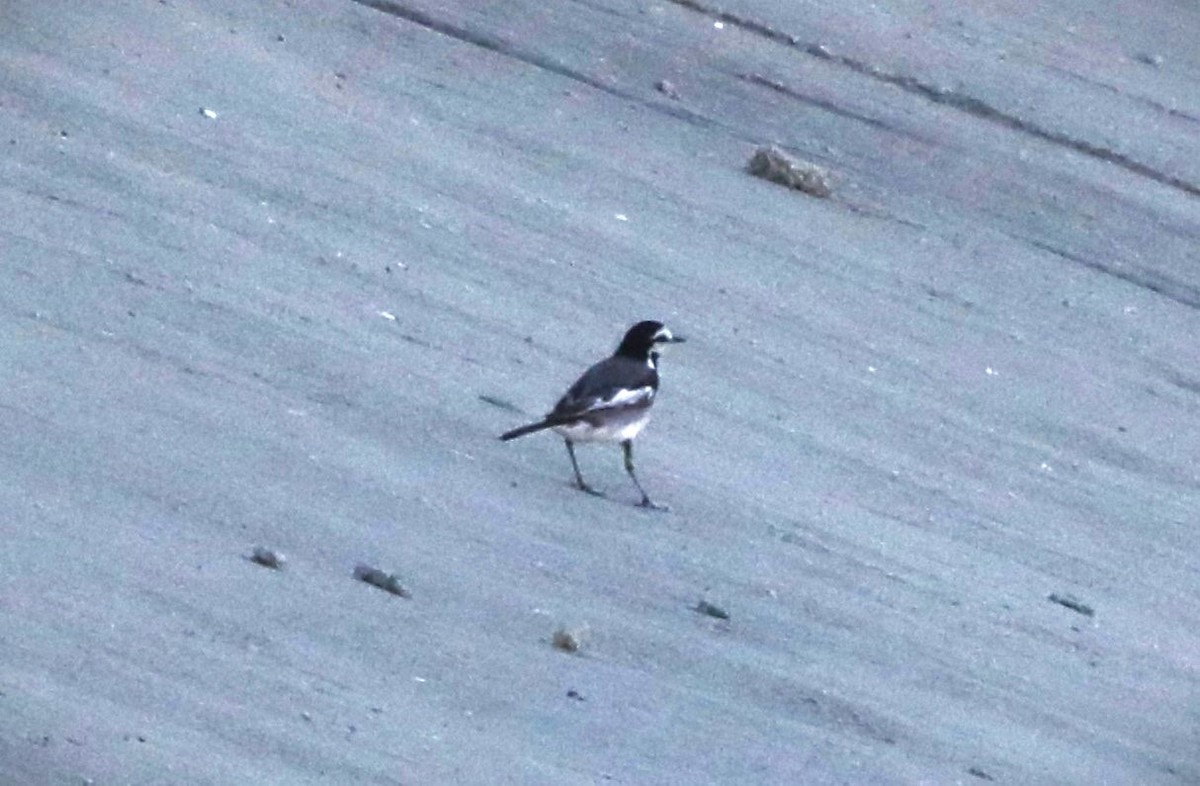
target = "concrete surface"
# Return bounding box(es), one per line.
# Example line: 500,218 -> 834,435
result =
1,0 -> 1197,783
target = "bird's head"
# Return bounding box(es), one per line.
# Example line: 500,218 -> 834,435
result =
616,320 -> 686,361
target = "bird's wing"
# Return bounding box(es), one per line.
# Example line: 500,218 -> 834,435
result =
549,357 -> 657,420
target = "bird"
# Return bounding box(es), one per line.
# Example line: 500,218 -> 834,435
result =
500,320 -> 685,509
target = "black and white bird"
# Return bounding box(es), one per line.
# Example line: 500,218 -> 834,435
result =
500,320 -> 685,509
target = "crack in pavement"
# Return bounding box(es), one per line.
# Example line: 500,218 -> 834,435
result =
350,0 -> 1198,289
353,0 -> 945,156
1044,62 -> 1200,127
666,0 -> 1200,199
1022,236 -> 1200,310
739,72 -> 905,135
352,0 -> 721,132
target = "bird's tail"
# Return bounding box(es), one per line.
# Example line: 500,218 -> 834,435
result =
499,419 -> 554,441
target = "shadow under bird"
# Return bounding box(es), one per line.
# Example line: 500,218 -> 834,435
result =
500,320 -> 685,510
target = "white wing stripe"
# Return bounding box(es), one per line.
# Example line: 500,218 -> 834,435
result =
586,385 -> 654,412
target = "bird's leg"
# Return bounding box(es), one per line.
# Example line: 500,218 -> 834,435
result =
565,440 -> 603,496
622,440 -> 668,511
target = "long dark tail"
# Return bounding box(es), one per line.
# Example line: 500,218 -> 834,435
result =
500,419 -> 554,441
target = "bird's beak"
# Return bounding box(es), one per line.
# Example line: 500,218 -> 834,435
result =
667,335 -> 686,343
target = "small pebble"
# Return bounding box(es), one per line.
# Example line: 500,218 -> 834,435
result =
249,546 -> 286,570
1048,593 -> 1094,617
695,600 -> 730,620
354,564 -> 411,598
552,627 -> 585,653
747,145 -> 833,198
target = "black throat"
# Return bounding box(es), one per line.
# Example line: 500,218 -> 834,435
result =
615,339 -> 654,360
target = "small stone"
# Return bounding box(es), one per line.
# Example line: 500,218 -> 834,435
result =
655,79 -> 680,99
1048,593 -> 1094,617
552,626 -> 586,653
747,146 -> 833,198
694,599 -> 730,620
249,546 -> 286,570
353,564 -> 411,598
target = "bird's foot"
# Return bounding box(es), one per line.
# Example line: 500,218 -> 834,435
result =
576,481 -> 605,497
637,497 -> 670,512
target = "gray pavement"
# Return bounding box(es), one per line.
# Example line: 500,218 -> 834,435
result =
1,0 -> 1197,783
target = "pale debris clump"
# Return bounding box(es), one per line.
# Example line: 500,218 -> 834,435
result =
552,625 -> 589,653
747,145 -> 833,198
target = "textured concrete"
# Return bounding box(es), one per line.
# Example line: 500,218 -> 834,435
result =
2,0 -> 1197,783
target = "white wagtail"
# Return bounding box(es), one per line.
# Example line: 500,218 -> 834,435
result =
500,320 -> 685,509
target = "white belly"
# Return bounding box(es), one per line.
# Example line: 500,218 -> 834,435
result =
553,411 -> 651,443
